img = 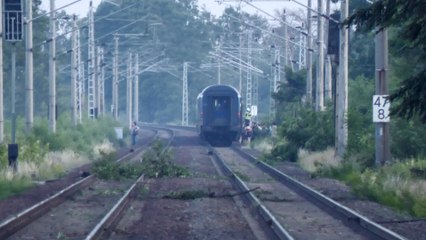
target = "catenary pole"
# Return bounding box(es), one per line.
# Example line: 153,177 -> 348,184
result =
77,28 -> 83,123
375,28 -> 390,166
306,0 -> 313,104
71,15 -> 77,126
246,30 -> 253,108
316,0 -> 324,111
49,0 -> 56,133
325,55 -> 332,100
113,34 -> 119,120
126,52 -> 133,128
88,1 -> 96,119
0,0 -> 3,142
133,53 -> 139,123
324,0 -> 332,101
11,44 -> 16,143
335,0 -> 349,160
25,0 -> 34,133
182,62 -> 188,126
96,46 -> 102,116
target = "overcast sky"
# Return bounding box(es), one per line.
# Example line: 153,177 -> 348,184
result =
40,0 -> 315,18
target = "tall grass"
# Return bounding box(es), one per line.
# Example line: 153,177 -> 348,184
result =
0,115 -> 122,200
298,148 -> 337,173
306,150 -> 426,218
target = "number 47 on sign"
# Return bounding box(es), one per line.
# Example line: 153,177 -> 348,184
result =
373,95 -> 390,122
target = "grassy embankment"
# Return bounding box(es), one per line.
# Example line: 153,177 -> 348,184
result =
251,138 -> 426,218
0,116 -> 123,200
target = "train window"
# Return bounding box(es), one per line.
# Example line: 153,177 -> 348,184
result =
213,98 -> 228,111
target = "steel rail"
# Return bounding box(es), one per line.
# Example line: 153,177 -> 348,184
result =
233,147 -> 407,240
85,127 -> 175,239
85,174 -> 145,240
0,175 -> 94,239
0,128 -> 159,239
209,146 -> 294,240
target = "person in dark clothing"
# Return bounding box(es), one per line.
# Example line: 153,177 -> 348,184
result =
130,121 -> 139,150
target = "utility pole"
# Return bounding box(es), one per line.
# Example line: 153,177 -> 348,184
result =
282,11 -> 288,67
88,0 -> 96,119
270,48 -> 280,120
325,55 -> 332,100
316,0 -> 325,112
133,53 -> 139,123
71,15 -> 77,126
49,0 -> 56,133
25,0 -> 33,133
96,46 -> 104,116
306,0 -> 313,104
182,62 -> 188,126
216,39 -> 221,84
239,33 -> 243,93
374,28 -> 390,166
101,47 -> 106,116
76,24 -> 83,123
113,34 -> 119,120
79,53 -> 85,123
11,43 -> 16,143
324,0 -> 332,102
335,0 -> 349,160
298,24 -> 306,70
0,0 -> 3,143
246,30 -> 253,109
126,52 -> 133,128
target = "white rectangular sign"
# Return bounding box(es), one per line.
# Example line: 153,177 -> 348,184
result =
372,95 -> 390,122
251,105 -> 258,116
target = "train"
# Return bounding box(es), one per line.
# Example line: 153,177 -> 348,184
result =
196,84 -> 242,147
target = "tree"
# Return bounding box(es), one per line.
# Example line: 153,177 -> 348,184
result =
345,0 -> 426,122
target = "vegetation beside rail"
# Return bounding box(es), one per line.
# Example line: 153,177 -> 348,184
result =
0,115 -> 122,200
93,140 -> 190,180
260,68 -> 426,218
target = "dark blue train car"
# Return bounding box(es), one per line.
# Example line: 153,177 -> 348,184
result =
196,84 -> 242,146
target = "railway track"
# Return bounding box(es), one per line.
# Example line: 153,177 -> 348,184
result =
1,126 -> 422,239
0,127 -> 174,240
211,146 -> 408,240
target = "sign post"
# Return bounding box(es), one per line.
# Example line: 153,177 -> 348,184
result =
372,95 -> 390,123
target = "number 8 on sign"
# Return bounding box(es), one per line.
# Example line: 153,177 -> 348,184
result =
372,95 -> 390,123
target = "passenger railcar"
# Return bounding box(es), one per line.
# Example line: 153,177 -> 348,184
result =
196,84 -> 242,146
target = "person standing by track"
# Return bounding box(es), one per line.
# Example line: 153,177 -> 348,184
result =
130,121 -> 139,151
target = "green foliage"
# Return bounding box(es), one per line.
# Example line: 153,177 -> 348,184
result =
92,151 -> 143,180
391,118 -> 426,159
26,115 -> 120,155
268,138 -> 298,162
346,75 -> 426,166
346,0 -> 426,122
140,140 -> 190,178
0,175 -> 33,200
346,76 -> 375,167
19,139 -> 49,165
317,159 -> 426,217
269,106 -> 334,162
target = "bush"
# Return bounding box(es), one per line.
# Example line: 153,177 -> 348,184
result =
141,140 -> 190,178
92,151 -> 143,180
268,106 -> 334,162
